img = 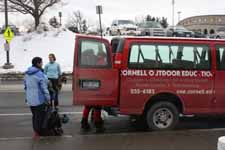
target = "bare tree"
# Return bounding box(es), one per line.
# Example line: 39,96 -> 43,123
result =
66,10 -> 89,33
0,0 -> 61,29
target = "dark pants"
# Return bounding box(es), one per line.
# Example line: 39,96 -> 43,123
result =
48,78 -> 59,106
30,104 -> 47,136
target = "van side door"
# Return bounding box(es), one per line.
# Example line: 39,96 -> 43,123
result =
73,35 -> 119,106
119,40 -> 214,115
214,45 -> 225,113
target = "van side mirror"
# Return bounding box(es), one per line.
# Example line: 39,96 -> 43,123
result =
113,24 -> 117,26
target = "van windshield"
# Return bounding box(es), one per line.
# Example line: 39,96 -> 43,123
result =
176,26 -> 188,31
118,20 -> 135,25
139,21 -> 162,28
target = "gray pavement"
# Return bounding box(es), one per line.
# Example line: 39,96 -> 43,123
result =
0,114 -> 224,150
0,82 -> 225,150
0,91 -> 73,108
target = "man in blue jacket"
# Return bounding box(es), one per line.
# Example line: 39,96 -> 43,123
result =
24,57 -> 50,138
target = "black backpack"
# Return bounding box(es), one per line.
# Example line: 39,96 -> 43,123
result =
42,106 -> 63,136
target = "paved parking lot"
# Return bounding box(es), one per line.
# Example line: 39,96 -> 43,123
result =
0,82 -> 225,150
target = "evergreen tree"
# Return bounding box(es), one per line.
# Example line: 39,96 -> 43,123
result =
146,15 -> 151,21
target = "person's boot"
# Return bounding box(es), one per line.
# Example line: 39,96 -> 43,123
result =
81,118 -> 90,132
94,120 -> 105,133
33,132 -> 40,140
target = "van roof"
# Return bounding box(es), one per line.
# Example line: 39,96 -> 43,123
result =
111,36 -> 225,43
75,34 -> 225,43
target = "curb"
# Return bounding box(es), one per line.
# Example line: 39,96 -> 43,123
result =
0,84 -> 72,92
0,73 -> 72,81
0,73 -> 24,81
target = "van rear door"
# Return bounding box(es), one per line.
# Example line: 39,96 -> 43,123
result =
73,35 -> 119,106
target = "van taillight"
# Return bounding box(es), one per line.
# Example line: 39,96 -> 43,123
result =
114,53 -> 123,68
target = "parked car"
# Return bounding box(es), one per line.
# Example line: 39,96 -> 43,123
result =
193,31 -> 206,38
109,20 -> 139,36
214,27 -> 225,39
67,26 -> 79,33
1,24 -> 19,35
167,26 -> 194,37
137,21 -> 167,36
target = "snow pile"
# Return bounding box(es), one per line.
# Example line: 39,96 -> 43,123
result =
0,29 -> 76,73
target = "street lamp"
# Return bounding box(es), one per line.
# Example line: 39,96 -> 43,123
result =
172,0 -> 175,27
178,11 -> 182,23
3,0 -> 14,69
58,11 -> 62,26
96,5 -> 103,38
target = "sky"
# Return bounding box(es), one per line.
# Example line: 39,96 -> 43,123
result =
0,0 -> 225,27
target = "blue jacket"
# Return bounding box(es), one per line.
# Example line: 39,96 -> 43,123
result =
44,62 -> 61,79
24,66 -> 50,107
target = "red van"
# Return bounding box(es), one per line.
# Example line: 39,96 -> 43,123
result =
73,34 -> 225,130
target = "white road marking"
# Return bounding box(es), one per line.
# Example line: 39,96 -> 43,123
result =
0,111 -> 82,117
0,90 -> 25,93
0,90 -> 71,93
186,128 -> 225,132
0,135 -> 73,141
81,128 -> 225,137
0,128 -> 225,141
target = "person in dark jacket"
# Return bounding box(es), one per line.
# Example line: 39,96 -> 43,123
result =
24,57 -> 50,139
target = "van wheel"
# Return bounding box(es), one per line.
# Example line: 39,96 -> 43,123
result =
146,102 -> 179,131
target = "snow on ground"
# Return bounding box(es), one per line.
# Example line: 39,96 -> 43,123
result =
0,29 -> 76,73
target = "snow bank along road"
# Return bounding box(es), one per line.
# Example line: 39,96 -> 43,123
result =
0,30 -> 75,74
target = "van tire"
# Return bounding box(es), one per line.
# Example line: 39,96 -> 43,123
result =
146,101 -> 179,131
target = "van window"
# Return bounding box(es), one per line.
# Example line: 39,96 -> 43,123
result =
79,40 -> 110,68
111,38 -> 125,53
128,44 -> 211,70
216,46 -> 225,70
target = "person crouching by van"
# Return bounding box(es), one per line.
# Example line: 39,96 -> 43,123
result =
81,106 -> 104,133
44,53 -> 62,109
81,51 -> 107,133
24,57 -> 50,139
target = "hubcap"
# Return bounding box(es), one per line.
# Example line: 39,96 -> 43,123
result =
153,108 -> 173,129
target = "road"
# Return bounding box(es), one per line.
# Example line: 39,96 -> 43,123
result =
0,81 -> 225,150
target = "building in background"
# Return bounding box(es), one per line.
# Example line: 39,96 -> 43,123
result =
178,15 -> 225,35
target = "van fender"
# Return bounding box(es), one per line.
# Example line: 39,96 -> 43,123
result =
143,91 -> 185,115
